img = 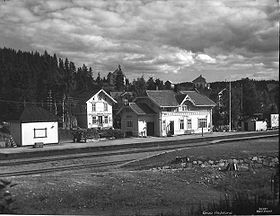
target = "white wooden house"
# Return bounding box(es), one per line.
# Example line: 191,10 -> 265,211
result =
118,90 -> 216,137
9,106 -> 58,146
74,89 -> 117,129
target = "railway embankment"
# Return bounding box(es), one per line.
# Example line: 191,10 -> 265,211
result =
0,130 -> 278,160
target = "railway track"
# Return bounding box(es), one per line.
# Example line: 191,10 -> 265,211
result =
0,159 -> 133,178
0,132 -> 277,166
0,133 -> 277,177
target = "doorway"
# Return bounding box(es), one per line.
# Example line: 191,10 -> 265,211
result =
169,121 -> 174,135
147,122 -> 154,136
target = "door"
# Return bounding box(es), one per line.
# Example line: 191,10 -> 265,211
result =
98,116 -> 103,126
169,121 -> 174,135
147,122 -> 154,136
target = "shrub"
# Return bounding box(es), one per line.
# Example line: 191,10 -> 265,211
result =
98,128 -> 124,139
86,128 -> 100,139
0,179 -> 16,214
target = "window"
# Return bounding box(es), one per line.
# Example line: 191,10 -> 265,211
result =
126,115 -> 132,118
198,118 -> 207,128
92,116 -> 97,124
182,105 -> 188,111
187,119 -> 192,129
127,120 -> 133,128
180,119 -> 184,129
104,116 -> 108,124
34,128 -> 47,138
104,103 -> 108,111
92,103 -> 96,112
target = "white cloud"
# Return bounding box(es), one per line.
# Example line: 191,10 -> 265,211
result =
0,0 -> 278,82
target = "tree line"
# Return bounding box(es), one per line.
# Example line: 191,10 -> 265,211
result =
0,47 -> 278,129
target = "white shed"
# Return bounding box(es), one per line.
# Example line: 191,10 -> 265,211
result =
9,106 -> 59,147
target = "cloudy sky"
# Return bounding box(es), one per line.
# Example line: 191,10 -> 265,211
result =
0,0 -> 278,82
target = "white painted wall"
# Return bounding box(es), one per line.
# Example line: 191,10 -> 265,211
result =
21,122 -> 58,146
161,109 -> 212,136
86,94 -> 114,128
138,115 -> 155,136
255,121 -> 267,131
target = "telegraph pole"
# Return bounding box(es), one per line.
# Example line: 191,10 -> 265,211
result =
229,80 -> 232,132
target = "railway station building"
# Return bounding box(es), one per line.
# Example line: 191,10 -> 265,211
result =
117,90 -> 216,137
73,89 -> 117,129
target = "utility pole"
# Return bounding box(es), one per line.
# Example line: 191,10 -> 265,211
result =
229,80 -> 232,132
62,94 -> 65,129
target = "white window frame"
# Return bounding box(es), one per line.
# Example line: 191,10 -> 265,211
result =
187,119 -> 192,129
92,103 -> 96,112
34,128 -> 47,138
104,103 -> 108,111
92,116 -> 97,124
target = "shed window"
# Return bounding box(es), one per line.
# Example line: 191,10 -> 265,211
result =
34,128 -> 47,138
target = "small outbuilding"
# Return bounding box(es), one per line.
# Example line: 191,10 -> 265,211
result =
8,106 -> 59,147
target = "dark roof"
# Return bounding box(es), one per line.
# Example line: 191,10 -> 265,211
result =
175,94 -> 186,104
180,91 -> 216,106
74,89 -> 116,103
192,75 -> 206,83
19,106 -> 58,122
129,103 -> 156,115
146,90 -> 178,107
110,91 -> 123,99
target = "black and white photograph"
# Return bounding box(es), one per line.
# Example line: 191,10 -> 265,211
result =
0,0 -> 279,215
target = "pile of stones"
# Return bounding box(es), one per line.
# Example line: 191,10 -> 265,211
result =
151,155 -> 279,172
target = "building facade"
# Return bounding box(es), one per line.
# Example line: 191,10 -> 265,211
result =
9,106 -> 58,146
74,89 -> 117,129
118,90 -> 216,137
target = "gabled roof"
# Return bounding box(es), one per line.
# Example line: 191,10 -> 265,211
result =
17,106 -> 58,123
78,89 -> 117,104
180,91 -> 216,106
130,103 -> 156,115
192,75 -> 206,83
146,90 -> 178,107
117,102 -> 156,115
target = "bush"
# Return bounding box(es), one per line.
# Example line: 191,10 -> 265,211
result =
0,179 -> 16,214
86,128 -> 100,139
98,128 -> 124,139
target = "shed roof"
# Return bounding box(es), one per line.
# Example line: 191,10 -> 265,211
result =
19,106 -> 58,123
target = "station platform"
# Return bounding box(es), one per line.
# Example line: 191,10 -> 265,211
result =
0,130 -> 278,160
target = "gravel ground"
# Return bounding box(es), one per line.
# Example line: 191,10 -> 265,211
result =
2,137 -> 278,215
